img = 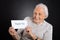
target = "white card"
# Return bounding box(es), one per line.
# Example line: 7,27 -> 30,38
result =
11,20 -> 28,29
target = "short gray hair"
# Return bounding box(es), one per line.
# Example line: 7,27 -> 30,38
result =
35,3 -> 48,18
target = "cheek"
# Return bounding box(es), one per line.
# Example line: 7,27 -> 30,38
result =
39,16 -> 45,19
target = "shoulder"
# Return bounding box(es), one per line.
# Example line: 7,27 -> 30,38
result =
24,16 -> 31,20
44,21 -> 53,30
24,16 -> 32,22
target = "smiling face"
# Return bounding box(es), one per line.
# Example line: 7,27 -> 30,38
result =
33,7 -> 46,24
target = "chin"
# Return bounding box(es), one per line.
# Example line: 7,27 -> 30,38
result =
33,20 -> 40,24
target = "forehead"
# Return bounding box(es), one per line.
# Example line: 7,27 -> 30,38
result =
34,7 -> 44,13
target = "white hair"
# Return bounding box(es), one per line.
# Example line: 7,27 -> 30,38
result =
35,3 -> 48,18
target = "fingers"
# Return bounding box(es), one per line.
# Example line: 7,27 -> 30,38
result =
8,27 -> 17,36
25,26 -> 32,33
25,26 -> 32,32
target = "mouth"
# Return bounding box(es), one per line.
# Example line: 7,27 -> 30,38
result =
34,18 -> 40,20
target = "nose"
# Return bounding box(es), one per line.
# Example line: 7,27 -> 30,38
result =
35,14 -> 39,19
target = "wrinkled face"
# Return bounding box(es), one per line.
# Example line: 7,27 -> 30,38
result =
33,7 -> 46,24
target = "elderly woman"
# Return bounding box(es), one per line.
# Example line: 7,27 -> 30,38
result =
8,3 -> 53,40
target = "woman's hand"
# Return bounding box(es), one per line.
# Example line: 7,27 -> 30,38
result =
25,26 -> 36,40
25,26 -> 42,40
8,27 -> 20,40
25,26 -> 32,35
8,27 -> 17,36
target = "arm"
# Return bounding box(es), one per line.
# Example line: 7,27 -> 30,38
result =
43,25 -> 53,40
30,33 -> 42,40
12,34 -> 20,40
31,25 -> 53,40
8,27 -> 23,40
25,27 -> 42,40
17,29 -> 24,40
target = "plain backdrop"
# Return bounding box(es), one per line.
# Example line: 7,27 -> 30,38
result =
1,0 -> 60,40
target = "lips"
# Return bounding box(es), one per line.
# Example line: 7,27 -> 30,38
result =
34,18 -> 40,20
